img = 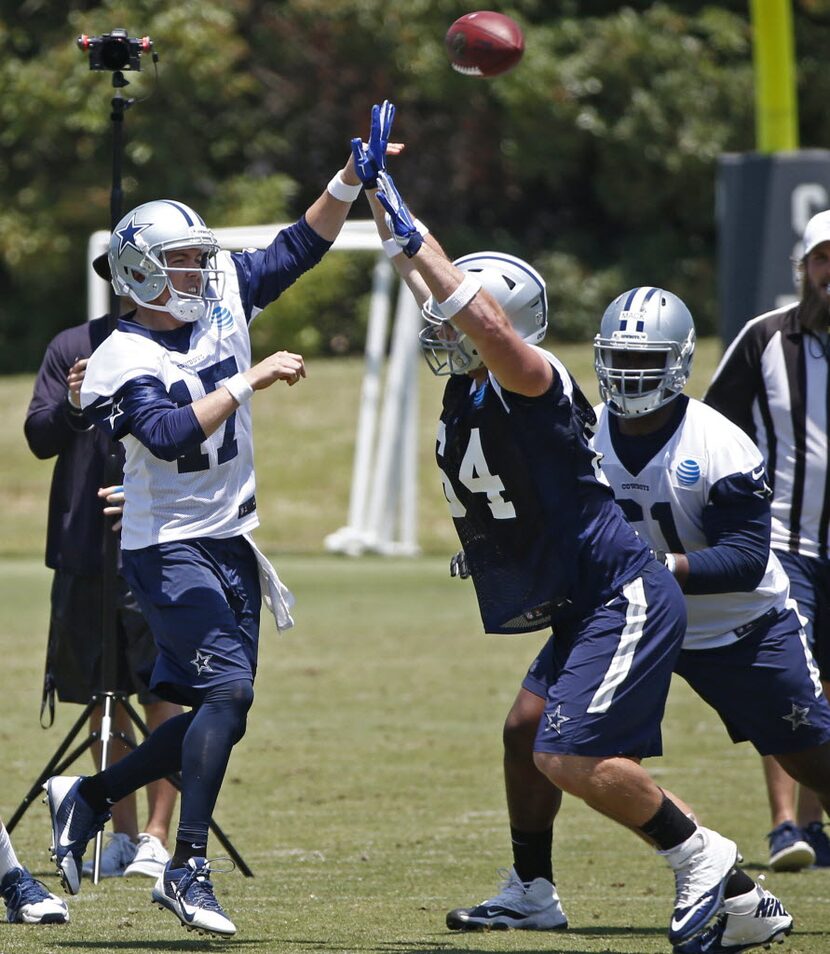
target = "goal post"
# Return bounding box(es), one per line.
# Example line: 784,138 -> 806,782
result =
86,220 -> 423,556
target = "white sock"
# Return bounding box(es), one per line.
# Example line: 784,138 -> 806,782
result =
0,822 -> 22,880
658,825 -> 703,864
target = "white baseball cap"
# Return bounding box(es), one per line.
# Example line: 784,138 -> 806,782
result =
803,210 -> 830,257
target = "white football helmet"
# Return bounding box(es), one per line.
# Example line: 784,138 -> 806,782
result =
594,286 -> 695,417
419,251 -> 548,375
109,199 -> 223,322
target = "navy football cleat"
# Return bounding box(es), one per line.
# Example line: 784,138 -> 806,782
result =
152,857 -> 236,937
1,867 -> 68,924
767,821 -> 814,872
44,775 -> 110,895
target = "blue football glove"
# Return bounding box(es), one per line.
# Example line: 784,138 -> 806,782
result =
375,171 -> 423,258
350,99 -> 395,189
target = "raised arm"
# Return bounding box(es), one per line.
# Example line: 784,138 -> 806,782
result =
376,172 -> 554,397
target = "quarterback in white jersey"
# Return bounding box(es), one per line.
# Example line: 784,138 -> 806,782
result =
45,120 -> 385,938
82,249 -> 260,550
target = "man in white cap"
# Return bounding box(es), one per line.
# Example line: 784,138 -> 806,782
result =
706,208 -> 830,873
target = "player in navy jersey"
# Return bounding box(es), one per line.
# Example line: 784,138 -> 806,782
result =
41,116 -> 388,937
354,122 -> 786,947
431,286 -> 810,953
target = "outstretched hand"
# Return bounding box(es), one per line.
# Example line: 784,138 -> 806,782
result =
375,171 -> 423,258
351,99 -> 403,188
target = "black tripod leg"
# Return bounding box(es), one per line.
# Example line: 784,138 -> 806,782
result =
117,695 -> 149,736
51,736 -> 99,778
206,818 -> 254,877
6,700 -> 100,834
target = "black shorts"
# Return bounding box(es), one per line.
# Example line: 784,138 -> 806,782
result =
45,570 -> 160,705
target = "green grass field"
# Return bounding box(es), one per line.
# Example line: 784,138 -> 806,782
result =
1,342 -> 828,953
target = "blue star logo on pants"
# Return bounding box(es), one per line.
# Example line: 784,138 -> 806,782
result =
782,703 -> 811,731
190,650 -> 215,676
545,704 -> 570,735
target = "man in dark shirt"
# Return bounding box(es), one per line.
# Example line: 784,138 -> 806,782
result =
25,312 -> 181,881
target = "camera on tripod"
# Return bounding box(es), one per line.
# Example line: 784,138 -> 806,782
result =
77,28 -> 152,72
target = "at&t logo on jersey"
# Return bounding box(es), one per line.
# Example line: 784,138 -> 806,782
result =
676,459 -> 701,486
212,305 -> 234,330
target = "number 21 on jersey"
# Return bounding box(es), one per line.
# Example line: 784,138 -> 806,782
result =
437,422 -> 516,520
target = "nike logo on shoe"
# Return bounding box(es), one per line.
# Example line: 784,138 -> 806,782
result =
670,890 -> 716,936
57,805 -> 77,848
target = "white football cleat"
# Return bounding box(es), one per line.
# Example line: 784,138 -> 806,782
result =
43,775 -> 110,895
672,882 -> 793,953
661,827 -> 738,945
446,867 -> 568,931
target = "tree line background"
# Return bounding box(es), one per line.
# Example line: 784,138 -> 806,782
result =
2,0 -> 830,373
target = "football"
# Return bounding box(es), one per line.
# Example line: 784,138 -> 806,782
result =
445,11 -> 525,78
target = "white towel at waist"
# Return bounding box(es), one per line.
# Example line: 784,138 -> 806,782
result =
243,534 -> 295,632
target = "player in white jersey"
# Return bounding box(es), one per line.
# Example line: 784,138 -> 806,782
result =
594,289 -> 830,896
41,107 -> 395,937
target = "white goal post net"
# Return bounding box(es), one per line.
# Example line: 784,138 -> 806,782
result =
86,221 -> 422,556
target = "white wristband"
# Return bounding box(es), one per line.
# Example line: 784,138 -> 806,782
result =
413,217 -> 429,237
224,373 -> 254,405
382,237 -> 404,258
664,552 -> 677,575
327,171 -> 363,203
437,275 -> 482,320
